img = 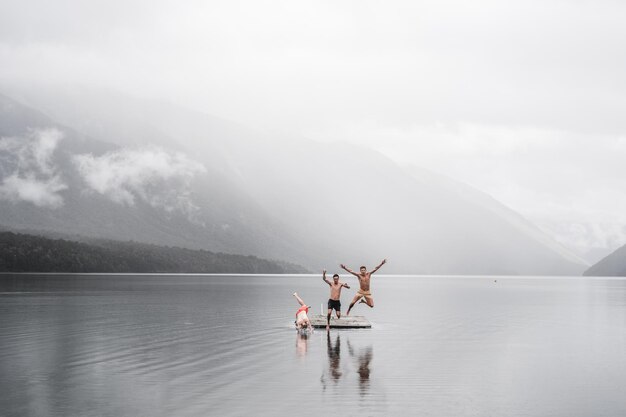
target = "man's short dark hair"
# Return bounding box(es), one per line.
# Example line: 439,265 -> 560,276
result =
333,274 -> 339,278
360,266 -> 366,270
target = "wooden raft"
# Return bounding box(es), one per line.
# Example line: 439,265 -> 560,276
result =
309,315 -> 371,329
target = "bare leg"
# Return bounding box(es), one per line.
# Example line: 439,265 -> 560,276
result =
293,292 -> 306,307
363,295 -> 374,308
346,293 -> 362,316
327,309 -> 332,330
336,310 -> 342,319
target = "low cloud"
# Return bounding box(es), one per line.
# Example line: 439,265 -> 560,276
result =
0,128 -> 67,208
309,121 -> 626,254
73,147 -> 207,214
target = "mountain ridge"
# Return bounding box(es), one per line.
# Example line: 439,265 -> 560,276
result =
0,89 -> 588,275
583,243 -> 626,277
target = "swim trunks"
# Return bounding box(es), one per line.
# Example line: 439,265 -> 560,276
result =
357,289 -> 372,297
295,305 -> 309,318
327,299 -> 341,311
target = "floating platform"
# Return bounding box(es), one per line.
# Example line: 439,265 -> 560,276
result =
309,315 -> 371,329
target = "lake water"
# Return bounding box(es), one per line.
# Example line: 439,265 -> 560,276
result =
1,274 -> 625,417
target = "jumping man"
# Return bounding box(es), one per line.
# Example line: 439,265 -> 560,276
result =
341,259 -> 387,315
322,269 -> 350,331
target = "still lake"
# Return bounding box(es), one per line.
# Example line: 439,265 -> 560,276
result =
1,274 -> 625,417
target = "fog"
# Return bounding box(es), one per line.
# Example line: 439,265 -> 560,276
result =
1,0 -> 625,265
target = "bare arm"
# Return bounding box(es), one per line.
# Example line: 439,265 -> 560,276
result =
371,258 -> 387,275
340,264 -> 360,278
342,282 -> 351,289
322,269 -> 331,285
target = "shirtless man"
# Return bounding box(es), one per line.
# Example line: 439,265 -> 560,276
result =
293,292 -> 313,332
341,259 -> 387,315
322,270 -> 350,331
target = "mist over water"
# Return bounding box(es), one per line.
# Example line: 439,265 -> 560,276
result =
1,274 -> 625,417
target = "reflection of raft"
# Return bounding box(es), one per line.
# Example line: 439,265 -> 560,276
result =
310,315 -> 372,329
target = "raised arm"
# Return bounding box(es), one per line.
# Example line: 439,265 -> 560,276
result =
322,269 -> 331,285
340,264 -> 360,278
371,258 -> 387,275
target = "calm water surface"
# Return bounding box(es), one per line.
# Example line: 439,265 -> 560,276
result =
1,274 -> 625,417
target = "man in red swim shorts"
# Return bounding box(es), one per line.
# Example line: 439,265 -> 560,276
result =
293,292 -> 312,332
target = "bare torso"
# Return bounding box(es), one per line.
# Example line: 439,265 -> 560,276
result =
296,310 -> 308,323
357,273 -> 372,291
329,281 -> 347,300
296,310 -> 309,327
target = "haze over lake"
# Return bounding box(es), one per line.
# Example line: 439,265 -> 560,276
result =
2,2 -> 626,416
2,274 -> 625,417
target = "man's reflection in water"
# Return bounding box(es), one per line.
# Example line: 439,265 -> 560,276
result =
347,339 -> 373,396
296,332 -> 309,357
328,333 -> 342,381
319,335 -> 375,397
321,332 -> 342,389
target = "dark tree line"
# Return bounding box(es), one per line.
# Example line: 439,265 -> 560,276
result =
0,232 -> 307,273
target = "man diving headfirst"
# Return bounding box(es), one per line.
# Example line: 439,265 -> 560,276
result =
292,292 -> 313,332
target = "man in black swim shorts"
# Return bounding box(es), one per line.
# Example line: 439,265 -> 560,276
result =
322,270 -> 350,331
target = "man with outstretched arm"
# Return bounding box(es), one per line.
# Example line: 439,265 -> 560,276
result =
341,259 -> 387,316
322,269 -> 350,331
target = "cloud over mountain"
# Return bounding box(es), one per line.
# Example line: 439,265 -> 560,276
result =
0,128 -> 67,208
0,127 -> 206,216
73,147 -> 206,214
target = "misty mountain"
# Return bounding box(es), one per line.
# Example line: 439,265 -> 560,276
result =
583,244 -> 626,277
0,93 -> 307,265
404,165 -> 588,268
0,89 -> 588,274
581,247 -> 616,265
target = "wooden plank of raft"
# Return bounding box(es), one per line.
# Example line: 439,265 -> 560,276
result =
309,314 -> 371,328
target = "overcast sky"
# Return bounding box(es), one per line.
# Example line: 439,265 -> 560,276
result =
1,0 -> 625,256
